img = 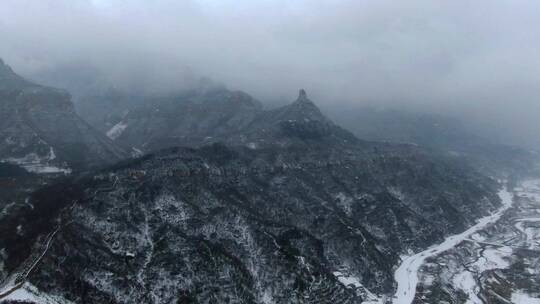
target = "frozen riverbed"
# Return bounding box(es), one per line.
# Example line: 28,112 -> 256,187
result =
394,179 -> 540,303
391,187 -> 514,304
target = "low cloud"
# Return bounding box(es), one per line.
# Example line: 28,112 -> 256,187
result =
1,0 -> 539,147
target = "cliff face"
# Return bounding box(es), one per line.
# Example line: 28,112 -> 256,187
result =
0,60 -> 127,173
2,140 -> 500,303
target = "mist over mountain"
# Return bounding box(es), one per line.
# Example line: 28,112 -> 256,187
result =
2,2 -> 540,304
1,0 -> 540,150
1,62 -> 506,302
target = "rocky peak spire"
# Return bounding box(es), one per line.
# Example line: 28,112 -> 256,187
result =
0,58 -> 14,75
293,89 -> 316,108
293,89 -> 315,107
298,89 -> 308,101
279,88 -> 331,123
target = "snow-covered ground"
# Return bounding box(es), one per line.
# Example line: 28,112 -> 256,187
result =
512,291 -> 540,304
452,271 -> 482,304
0,225 -> 63,303
0,282 -> 73,304
2,147 -> 71,174
515,217 -> 540,249
449,245 -> 513,304
396,179 -> 540,303
391,188 -> 514,304
332,271 -> 384,304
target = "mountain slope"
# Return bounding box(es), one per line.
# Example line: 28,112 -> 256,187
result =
0,144 -> 499,303
108,89 -> 357,153
0,59 -> 127,173
0,81 -> 506,303
1,138 -> 501,303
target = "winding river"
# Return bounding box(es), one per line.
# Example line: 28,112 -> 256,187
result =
391,188 -> 514,304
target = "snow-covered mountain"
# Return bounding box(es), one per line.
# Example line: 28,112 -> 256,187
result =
3,59 -> 536,303
0,88 -> 504,303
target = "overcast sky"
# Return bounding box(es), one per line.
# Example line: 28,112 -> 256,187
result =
1,0 -> 539,147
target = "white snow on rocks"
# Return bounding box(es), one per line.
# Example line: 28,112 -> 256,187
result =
452,271 -> 482,304
448,245 -> 512,304
518,180 -> 540,201
131,147 -> 143,157
515,218 -> 540,249
332,271 -> 383,304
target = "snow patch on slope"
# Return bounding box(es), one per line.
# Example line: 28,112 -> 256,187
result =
332,271 -> 383,304
106,121 -> 128,140
2,147 -> 71,174
452,271 -> 482,304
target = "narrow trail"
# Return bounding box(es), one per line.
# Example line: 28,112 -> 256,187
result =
391,188 -> 514,304
0,201 -> 77,302
0,225 -> 61,300
136,211 -> 158,304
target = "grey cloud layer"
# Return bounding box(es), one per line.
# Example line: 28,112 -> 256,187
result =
1,0 -> 539,147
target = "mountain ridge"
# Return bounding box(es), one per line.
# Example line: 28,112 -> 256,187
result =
0,59 -> 128,173
0,141 -> 501,303
107,88 -> 359,153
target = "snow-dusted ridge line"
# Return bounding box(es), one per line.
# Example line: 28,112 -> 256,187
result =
391,187 -> 514,304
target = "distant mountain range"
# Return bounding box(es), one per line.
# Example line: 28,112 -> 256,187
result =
328,106 -> 539,176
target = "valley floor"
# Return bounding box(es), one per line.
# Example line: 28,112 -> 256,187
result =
399,179 -> 540,304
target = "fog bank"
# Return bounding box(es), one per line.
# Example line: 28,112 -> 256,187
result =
1,0 -> 539,148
